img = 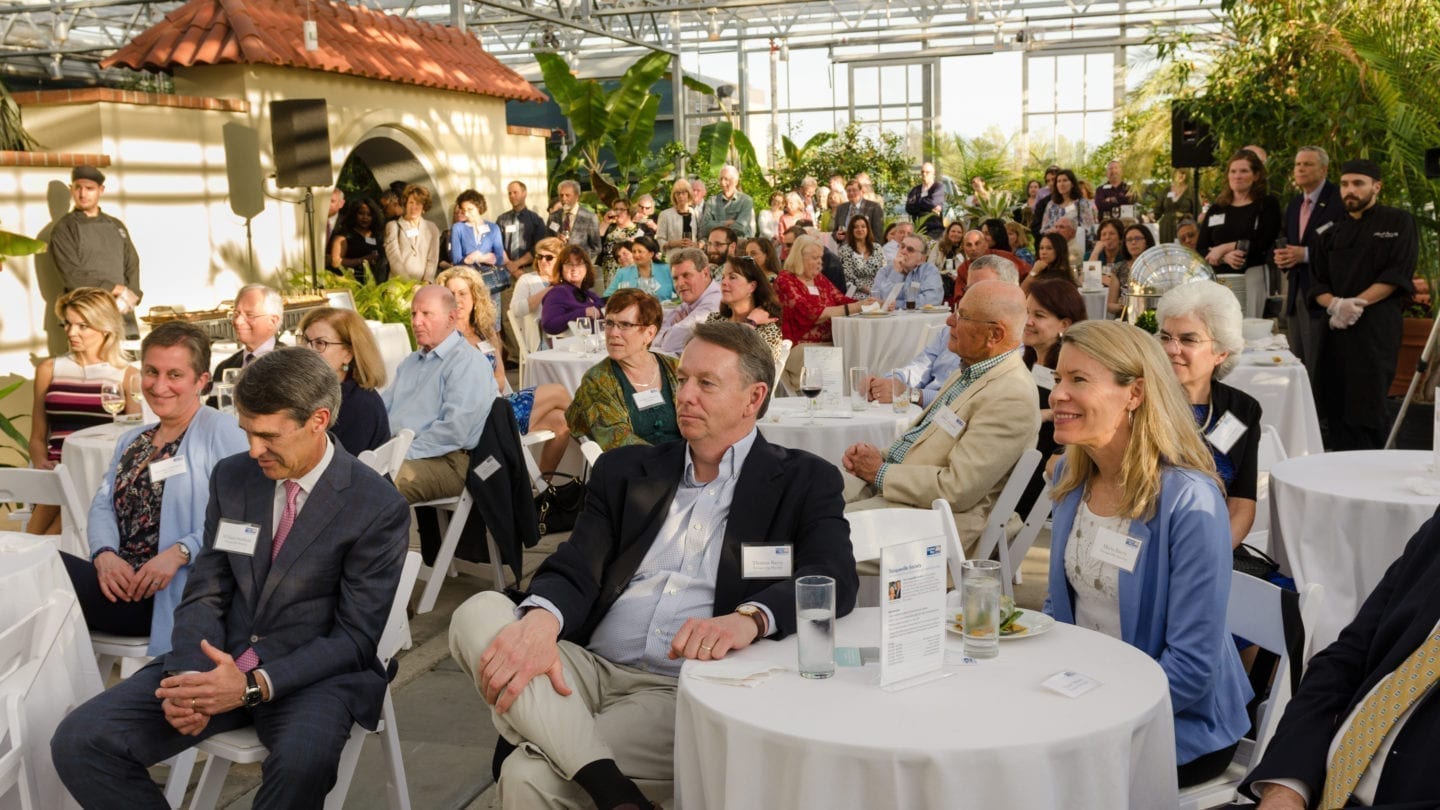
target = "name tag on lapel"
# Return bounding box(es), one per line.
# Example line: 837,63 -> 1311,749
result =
741,543 -> 793,578
149,455 -> 188,482
932,407 -> 965,438
1208,213 -> 1226,227
214,519 -> 261,556
1317,221 -> 1335,235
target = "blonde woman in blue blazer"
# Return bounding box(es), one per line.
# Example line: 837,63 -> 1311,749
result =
64,321 -> 247,656
1041,319 -> 1251,788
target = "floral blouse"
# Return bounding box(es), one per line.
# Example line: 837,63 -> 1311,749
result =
113,426 -> 186,570
839,244 -> 886,295
776,272 -> 856,345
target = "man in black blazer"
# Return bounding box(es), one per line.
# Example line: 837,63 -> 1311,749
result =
1242,507 -> 1440,809
1273,147 -> 1343,375
53,348 -> 410,809
834,177 -> 885,242
449,321 -> 858,810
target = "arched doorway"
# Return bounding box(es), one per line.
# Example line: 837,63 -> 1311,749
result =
337,129 -> 446,234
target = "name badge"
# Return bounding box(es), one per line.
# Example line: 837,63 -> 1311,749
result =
1042,669 -> 1102,699
504,222 -> 519,234
633,389 -> 665,410
1317,221 -> 1335,235
149,454 -> 188,482
405,228 -> 419,239
1206,411 -> 1248,455
741,543 -> 793,579
363,235 -> 377,245
932,407 -> 965,438
1091,526 -> 1142,573
1208,213 -> 1226,227
214,519 -> 261,557
1032,363 -> 1055,390
474,455 -> 502,481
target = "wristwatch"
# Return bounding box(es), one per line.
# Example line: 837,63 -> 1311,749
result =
242,671 -> 264,708
175,544 -> 192,564
736,604 -> 767,638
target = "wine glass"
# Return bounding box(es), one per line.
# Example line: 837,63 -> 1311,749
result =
99,381 -> 125,424
800,368 -> 823,425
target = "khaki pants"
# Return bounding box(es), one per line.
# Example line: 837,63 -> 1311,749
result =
449,592 -> 676,809
500,285 -> 520,363
781,340 -> 829,393
394,449 -> 471,503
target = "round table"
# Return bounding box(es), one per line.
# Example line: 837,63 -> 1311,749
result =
831,311 -> 950,389
757,399 -> 915,470
1269,450 -> 1439,654
675,608 -> 1177,809
526,347 -> 606,394
1227,348 -> 1324,458
0,532 -> 103,810
60,421 -> 135,507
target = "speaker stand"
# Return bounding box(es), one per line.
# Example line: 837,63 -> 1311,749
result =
303,187 -> 318,289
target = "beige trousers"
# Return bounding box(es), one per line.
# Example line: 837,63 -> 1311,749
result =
449,591 -> 676,809
394,449 -> 471,503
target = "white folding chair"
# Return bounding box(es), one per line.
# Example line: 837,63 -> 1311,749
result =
969,449 -> 1042,600
357,429 -> 415,481
1005,478 -> 1054,587
579,439 -> 603,474
847,501 -> 955,608
188,551 -> 423,810
774,340 -> 793,393
507,310 -> 542,389
411,430 -> 553,615
1177,574 -> 1325,810
1245,424 -> 1288,549
0,464 -> 89,557
0,605 -> 46,810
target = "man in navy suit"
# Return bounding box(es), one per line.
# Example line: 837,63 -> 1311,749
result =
1273,146 -> 1343,375
834,177 -> 885,244
449,321 -> 858,810
1242,507 -> 1440,809
53,348 -> 410,809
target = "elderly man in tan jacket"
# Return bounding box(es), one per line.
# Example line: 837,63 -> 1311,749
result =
842,279 -> 1039,557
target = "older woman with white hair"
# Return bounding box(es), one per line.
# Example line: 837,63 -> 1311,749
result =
1155,280 -> 1263,547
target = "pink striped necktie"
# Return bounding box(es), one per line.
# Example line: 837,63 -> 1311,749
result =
1299,196 -> 1312,237
235,480 -> 302,674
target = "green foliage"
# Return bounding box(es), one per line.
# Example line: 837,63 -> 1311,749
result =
282,267 -> 420,347
0,229 -> 46,258
0,376 -> 30,467
337,153 -> 382,202
538,50 -> 675,206
771,122 -> 915,213
0,79 -> 37,152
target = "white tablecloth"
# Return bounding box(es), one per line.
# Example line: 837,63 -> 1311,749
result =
675,608 -> 1177,809
1227,348 -> 1324,458
527,348 -> 606,394
60,421 -> 133,507
1269,451 -> 1438,654
831,312 -> 950,389
757,399 -> 916,470
0,532 -> 102,810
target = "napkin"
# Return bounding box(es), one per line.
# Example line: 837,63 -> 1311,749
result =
688,660 -> 788,687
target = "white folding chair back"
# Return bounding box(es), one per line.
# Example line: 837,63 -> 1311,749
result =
507,309 -> 540,388
579,439 -> 603,473
188,552 -> 422,810
847,505 -> 952,607
1247,425 -> 1288,540
0,465 -> 89,557
774,340 -> 793,392
0,605 -> 46,810
932,498 -> 965,591
1006,479 -> 1054,586
358,429 -> 414,480
916,322 -> 946,354
970,448 -> 1041,599
1176,575 -> 1324,810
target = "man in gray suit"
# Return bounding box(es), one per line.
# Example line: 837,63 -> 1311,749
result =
546,179 -> 603,259
833,177 -> 885,242
52,348 -> 410,809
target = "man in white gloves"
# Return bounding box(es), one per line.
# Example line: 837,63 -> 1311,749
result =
1309,159 -> 1418,451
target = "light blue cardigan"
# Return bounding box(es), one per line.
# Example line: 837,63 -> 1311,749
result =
1044,463 -> 1253,765
86,406 -> 248,655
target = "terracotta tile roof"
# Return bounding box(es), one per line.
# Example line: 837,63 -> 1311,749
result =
101,0 -> 546,103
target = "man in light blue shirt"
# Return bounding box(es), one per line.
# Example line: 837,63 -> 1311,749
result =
870,234 -> 945,310
383,285 -> 496,502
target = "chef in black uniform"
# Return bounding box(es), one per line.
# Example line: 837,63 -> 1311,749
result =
1309,159 -> 1419,451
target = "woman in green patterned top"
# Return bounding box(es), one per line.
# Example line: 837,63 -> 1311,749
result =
565,288 -> 681,450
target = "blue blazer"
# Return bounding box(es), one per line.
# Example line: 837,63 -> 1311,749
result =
87,406 -> 248,655
1044,464 -> 1253,765
450,220 -> 509,290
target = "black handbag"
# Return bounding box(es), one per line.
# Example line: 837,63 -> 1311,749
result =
1232,541 -> 1280,579
535,473 -> 584,536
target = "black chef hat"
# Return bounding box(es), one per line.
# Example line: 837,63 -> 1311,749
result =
1339,159 -> 1382,180
71,165 -> 106,184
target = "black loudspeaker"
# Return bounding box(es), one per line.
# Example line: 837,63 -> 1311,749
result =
1425,147 -> 1440,180
270,99 -> 332,188
1171,103 -> 1215,169
222,122 -> 265,219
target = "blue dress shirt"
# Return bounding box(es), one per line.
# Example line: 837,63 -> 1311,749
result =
382,329 -> 496,459
889,326 -> 962,406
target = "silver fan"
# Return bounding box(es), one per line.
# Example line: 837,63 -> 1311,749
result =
1123,244 -> 1215,324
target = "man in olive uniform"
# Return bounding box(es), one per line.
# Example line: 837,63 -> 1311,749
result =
1309,159 -> 1419,451
50,165 -> 142,337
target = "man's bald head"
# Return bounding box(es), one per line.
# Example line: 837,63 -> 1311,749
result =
963,280 -> 1026,351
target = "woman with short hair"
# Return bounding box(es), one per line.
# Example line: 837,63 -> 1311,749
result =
566,288 -> 680,450
384,184 -> 441,281
330,198 -> 387,282
450,189 -> 509,311
656,179 -> 700,251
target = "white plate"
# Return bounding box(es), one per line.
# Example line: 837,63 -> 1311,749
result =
856,310 -> 893,318
1243,354 -> 1292,366
946,608 -> 1055,640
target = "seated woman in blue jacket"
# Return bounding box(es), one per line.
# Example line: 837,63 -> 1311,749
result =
1042,319 -> 1251,787
63,321 -> 247,657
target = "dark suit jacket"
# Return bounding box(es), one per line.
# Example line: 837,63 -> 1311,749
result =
834,200 -> 885,242
207,340 -> 286,407
526,432 -> 859,644
546,206 -> 603,259
166,447 -> 411,730
1282,180 -> 1344,316
1242,507 -> 1440,809
436,398 -> 540,581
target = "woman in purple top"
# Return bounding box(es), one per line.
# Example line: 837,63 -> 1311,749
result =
540,246 -> 605,336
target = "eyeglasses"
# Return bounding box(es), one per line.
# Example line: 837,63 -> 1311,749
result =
304,337 -> 349,352
1156,331 -> 1215,350
230,311 -> 271,322
601,318 -> 644,332
954,313 -> 999,326
707,240 -> 731,249
537,253 -> 557,262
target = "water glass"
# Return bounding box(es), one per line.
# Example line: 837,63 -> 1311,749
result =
795,575 -> 836,679
962,560 -> 1002,659
222,368 -> 241,385
212,381 -> 236,415
848,366 -> 869,411
576,316 -> 594,336
891,375 -> 911,414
